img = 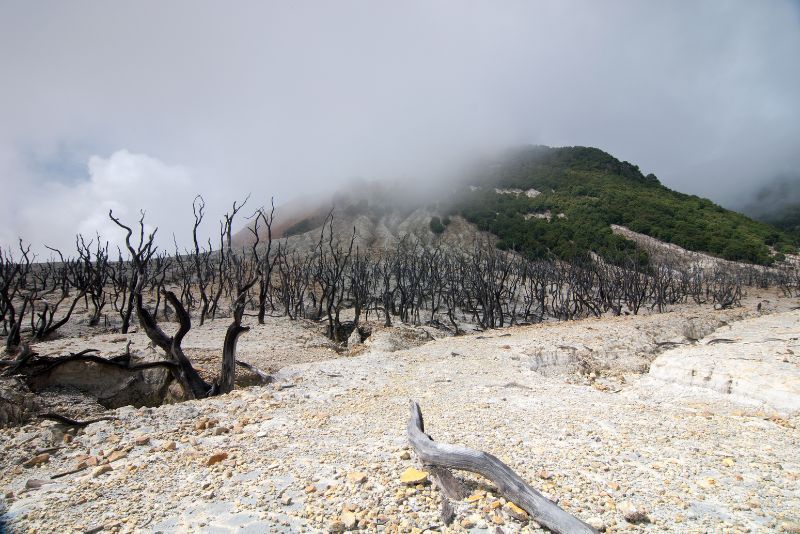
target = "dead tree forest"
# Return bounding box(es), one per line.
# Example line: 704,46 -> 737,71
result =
1,196 -> 799,416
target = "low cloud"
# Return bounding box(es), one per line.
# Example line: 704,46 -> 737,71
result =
1,1 -> 799,252
15,151 -> 196,256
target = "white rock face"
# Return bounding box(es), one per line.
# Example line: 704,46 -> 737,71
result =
648,310 -> 800,416
525,188 -> 541,198
493,187 -> 542,198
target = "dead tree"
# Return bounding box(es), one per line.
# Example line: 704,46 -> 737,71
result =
190,195 -> 214,325
219,252 -> 257,394
209,197 -> 249,320
2,241 -> 33,352
248,201 -> 277,325
710,268 -> 743,309
621,257 -> 650,315
275,243 -> 309,320
108,204 -> 264,399
407,401 -> 595,533
312,211 -> 357,341
442,255 -> 467,334
28,247 -> 86,340
222,193 -> 250,254
348,248 -> 371,331
74,235 -> 110,327
171,238 -> 196,314
376,249 -> 398,327
108,211 -> 211,398
30,288 -> 84,341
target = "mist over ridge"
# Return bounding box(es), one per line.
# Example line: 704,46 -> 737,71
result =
0,1 -> 798,255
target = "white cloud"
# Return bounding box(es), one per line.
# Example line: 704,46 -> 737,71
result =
1,0 -> 799,251
15,150 -> 198,257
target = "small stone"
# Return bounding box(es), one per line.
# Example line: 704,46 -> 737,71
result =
25,479 -> 55,489
618,501 -> 648,523
91,465 -> 113,478
697,477 -> 716,489
107,450 -> 127,463
23,453 -> 50,467
586,516 -> 605,531
505,502 -> 528,521
399,467 -> 429,485
491,514 -> 505,525
341,511 -> 357,529
461,517 -> 477,528
608,481 -> 620,491
162,441 -> 177,451
780,522 -> 800,533
328,520 -> 345,533
399,451 -> 411,460
466,491 -> 485,503
280,495 -> 292,506
537,470 -> 553,480
721,458 -> 735,467
346,471 -> 367,484
134,435 -> 150,446
305,485 -> 317,493
86,456 -> 98,467
206,452 -> 228,466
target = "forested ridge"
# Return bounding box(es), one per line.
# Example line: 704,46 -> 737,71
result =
453,146 -> 797,265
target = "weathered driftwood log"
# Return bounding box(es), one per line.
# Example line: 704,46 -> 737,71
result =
407,401 -> 596,534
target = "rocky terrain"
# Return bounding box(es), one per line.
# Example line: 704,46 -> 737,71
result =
1,291 -> 799,533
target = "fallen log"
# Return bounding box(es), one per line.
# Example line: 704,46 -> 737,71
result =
38,413 -> 118,428
27,351 -> 179,376
406,400 -> 596,533
235,360 -> 271,385
51,465 -> 89,479
21,351 -> 179,408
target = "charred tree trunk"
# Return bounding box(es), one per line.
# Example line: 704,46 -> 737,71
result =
140,291 -> 211,399
219,294 -> 249,394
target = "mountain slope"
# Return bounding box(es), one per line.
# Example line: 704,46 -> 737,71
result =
451,146 -> 796,265
236,146 -> 797,266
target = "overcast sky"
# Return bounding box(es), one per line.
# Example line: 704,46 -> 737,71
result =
1,1 -> 798,255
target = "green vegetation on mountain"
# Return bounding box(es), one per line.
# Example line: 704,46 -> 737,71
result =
453,146 -> 796,265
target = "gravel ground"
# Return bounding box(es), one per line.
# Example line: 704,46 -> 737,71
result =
1,294 -> 799,533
